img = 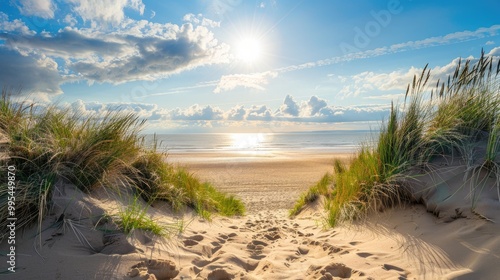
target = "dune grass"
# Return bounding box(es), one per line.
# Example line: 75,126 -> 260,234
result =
291,50 -> 500,227
114,195 -> 178,237
131,149 -> 245,220
289,173 -> 333,216
0,91 -> 244,242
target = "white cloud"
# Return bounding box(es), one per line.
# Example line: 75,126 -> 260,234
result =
183,13 -> 220,28
16,0 -> 55,19
67,0 -> 145,26
277,25 -> 500,74
364,93 -> 405,100
0,47 -> 62,95
279,94 -> 300,116
246,105 -> 273,121
486,40 -> 495,45
0,19 -> 231,87
305,95 -> 328,116
63,14 -> 78,27
214,71 -> 278,93
226,105 -> 247,120
58,96 -> 391,131
170,104 -> 224,121
338,48 -> 500,99
0,12 -> 35,35
69,99 -> 159,119
127,0 -> 145,15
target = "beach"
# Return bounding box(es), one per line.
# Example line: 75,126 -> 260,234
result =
2,150 -> 499,279
168,151 -> 350,213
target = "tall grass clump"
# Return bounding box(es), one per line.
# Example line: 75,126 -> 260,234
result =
131,150 -> 245,219
292,49 -> 500,227
0,90 -> 244,242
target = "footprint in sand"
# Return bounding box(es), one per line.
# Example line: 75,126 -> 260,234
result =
322,243 -> 343,255
383,264 -> 408,279
128,259 -> 179,280
183,235 -> 204,247
246,239 -> 269,257
207,268 -> 234,280
383,263 -> 405,272
263,226 -> 282,241
297,246 -> 309,255
356,252 -> 374,258
321,263 -> 355,279
248,240 -> 268,247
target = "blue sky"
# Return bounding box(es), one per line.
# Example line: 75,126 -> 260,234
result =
1,0 -> 499,133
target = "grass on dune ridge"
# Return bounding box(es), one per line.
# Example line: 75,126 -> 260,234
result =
0,93 -> 244,242
291,50 -> 500,227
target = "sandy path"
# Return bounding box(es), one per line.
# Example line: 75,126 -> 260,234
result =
168,152 -> 350,213
1,151 -> 499,279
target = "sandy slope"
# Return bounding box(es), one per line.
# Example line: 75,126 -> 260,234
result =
1,152 -> 499,279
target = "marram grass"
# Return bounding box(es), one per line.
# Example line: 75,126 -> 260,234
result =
0,90 -> 244,242
291,50 -> 500,227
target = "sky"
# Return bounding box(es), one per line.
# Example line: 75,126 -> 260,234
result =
0,0 -> 499,133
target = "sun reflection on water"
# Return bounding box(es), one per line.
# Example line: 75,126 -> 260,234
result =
229,133 -> 269,151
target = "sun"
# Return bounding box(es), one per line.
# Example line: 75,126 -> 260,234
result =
234,36 -> 263,64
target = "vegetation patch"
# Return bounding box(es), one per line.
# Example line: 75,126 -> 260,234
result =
0,91 -> 245,241
291,50 -> 500,227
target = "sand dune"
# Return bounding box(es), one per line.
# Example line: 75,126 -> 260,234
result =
1,152 -> 499,279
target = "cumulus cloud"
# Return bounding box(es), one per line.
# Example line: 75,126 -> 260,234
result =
70,24 -> 229,84
67,0 -> 145,26
0,47 -> 62,95
246,105 -> 273,121
170,104 -> 224,121
226,105 -> 247,120
63,14 -> 78,27
60,96 -> 391,131
214,71 -> 278,93
183,13 -> 220,28
69,99 -> 160,120
0,28 -> 126,59
306,96 -> 328,116
279,94 -> 300,116
16,0 -> 55,19
0,18 -> 231,88
0,12 -> 35,35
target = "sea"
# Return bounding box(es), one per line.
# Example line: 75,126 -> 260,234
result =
143,130 -> 377,155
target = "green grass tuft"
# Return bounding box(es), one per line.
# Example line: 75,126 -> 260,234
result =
114,196 -> 176,237
289,173 -> 333,216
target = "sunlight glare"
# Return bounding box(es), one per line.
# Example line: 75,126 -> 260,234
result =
230,133 -> 266,150
235,37 -> 263,64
